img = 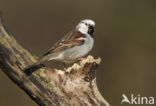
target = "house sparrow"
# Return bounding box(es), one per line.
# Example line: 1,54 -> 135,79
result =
24,19 -> 95,76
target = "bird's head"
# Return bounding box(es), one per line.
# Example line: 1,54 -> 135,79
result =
76,19 -> 95,37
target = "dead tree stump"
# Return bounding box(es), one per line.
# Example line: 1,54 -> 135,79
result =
0,16 -> 109,106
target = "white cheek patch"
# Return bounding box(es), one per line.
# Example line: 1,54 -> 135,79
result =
76,23 -> 88,35
78,27 -> 88,35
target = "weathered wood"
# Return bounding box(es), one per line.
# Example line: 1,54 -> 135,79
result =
0,16 -> 109,106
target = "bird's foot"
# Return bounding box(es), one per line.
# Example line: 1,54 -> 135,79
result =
63,62 -> 67,71
76,57 -> 85,61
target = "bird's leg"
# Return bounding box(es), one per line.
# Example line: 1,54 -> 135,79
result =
63,62 -> 67,71
76,57 -> 85,61
75,57 -> 86,64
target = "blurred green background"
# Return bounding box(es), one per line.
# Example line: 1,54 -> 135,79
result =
0,0 -> 156,106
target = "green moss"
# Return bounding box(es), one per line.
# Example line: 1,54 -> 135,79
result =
38,68 -> 56,89
39,68 -> 50,83
46,81 -> 55,89
32,54 -> 39,60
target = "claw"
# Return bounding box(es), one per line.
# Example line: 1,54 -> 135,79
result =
76,57 -> 85,61
63,62 -> 67,71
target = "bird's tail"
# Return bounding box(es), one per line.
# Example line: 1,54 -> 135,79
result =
24,58 -> 46,76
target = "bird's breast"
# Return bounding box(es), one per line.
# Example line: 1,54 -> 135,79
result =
62,36 -> 94,61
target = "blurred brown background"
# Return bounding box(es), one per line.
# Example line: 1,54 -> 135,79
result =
0,0 -> 156,106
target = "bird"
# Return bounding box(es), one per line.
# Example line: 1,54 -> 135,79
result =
24,19 -> 95,76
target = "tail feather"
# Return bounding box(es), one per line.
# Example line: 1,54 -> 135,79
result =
24,63 -> 45,76
23,56 -> 49,76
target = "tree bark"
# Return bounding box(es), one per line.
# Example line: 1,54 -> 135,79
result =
0,16 -> 109,106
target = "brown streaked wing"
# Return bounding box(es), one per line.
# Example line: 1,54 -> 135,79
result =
43,29 -> 86,56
